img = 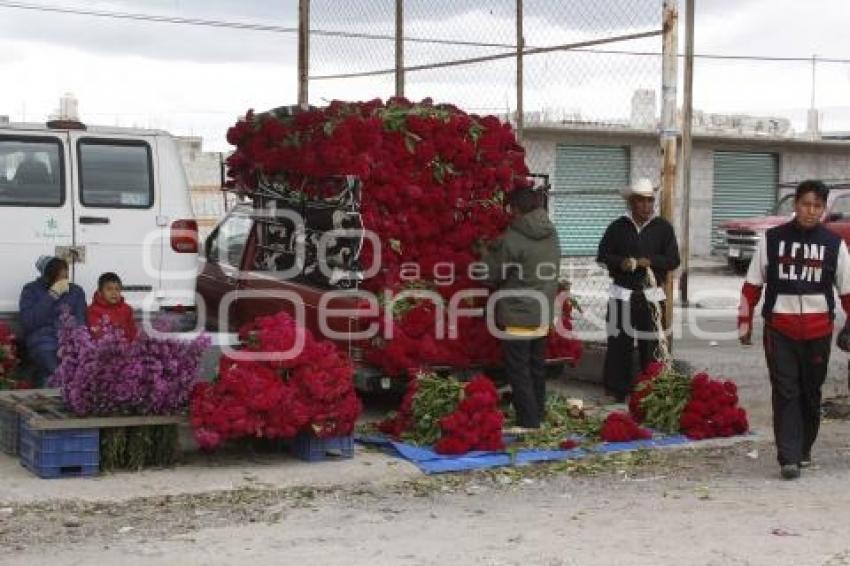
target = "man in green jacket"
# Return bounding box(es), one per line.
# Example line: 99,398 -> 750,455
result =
482,187 -> 562,429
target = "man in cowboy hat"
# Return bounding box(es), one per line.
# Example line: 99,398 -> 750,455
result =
596,178 -> 680,403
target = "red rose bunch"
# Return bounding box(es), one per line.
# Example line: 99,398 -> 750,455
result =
190,312 -> 362,450
599,411 -> 652,443
628,361 -> 665,421
0,322 -> 26,390
225,98 -> 581,376
378,372 -> 504,455
434,375 -> 505,454
679,373 -> 749,440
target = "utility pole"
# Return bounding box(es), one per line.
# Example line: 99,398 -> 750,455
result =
515,0 -> 524,141
660,0 -> 679,332
395,0 -> 404,97
298,0 -> 310,109
679,0 -> 694,305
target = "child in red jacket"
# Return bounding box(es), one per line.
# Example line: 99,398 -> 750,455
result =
88,272 -> 137,341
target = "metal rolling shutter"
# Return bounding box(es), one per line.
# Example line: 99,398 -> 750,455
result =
711,151 -> 778,250
552,144 -> 629,256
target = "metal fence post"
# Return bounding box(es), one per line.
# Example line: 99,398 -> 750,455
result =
515,0 -> 524,142
679,0 -> 694,305
298,0 -> 310,109
660,0 -> 679,331
395,0 -> 404,97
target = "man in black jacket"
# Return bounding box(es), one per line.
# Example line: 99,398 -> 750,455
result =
482,187 -> 561,429
596,178 -> 680,403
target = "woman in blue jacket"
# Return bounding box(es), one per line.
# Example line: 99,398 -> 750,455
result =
18,256 -> 86,385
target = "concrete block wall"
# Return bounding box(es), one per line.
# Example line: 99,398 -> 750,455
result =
524,130 -> 850,258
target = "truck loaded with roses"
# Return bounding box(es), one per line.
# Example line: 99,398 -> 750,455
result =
197,99 -> 582,391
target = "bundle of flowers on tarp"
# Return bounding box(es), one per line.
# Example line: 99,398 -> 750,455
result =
190,311 -> 362,451
629,362 -> 749,439
51,312 -> 210,469
0,322 -> 31,390
378,372 -> 504,454
224,98 -> 582,376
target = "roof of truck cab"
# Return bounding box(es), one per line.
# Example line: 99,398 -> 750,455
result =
0,121 -> 172,137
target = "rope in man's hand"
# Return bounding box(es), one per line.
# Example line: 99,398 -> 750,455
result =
643,267 -> 671,368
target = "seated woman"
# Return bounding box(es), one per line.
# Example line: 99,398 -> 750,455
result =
18,256 -> 86,386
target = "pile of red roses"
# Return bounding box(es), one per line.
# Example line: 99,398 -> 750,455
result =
628,361 -> 665,422
190,312 -> 361,450
679,373 -> 749,440
225,98 -> 581,376
378,373 -> 504,455
0,323 -> 30,390
629,364 -> 749,441
434,375 -> 505,454
600,411 -> 652,443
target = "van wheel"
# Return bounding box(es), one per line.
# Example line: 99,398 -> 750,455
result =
728,258 -> 749,275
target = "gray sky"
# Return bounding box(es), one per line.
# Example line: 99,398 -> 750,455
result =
1,0 -> 849,151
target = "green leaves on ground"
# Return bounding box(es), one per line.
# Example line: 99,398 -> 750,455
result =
640,367 -> 691,434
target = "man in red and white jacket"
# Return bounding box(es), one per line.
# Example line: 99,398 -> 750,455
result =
739,180 -> 850,480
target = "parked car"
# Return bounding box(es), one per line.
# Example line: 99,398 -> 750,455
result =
197,189 -> 574,392
0,118 -> 198,326
720,183 -> 850,274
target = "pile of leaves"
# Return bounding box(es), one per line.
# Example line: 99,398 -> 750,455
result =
378,372 -> 504,454
225,98 -> 582,376
513,394 -> 602,450
190,311 -> 362,450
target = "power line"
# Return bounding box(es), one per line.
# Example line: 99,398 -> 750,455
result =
2,1 -> 850,65
0,0 -> 520,48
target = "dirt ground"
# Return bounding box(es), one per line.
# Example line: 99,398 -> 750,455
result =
3,271 -> 850,565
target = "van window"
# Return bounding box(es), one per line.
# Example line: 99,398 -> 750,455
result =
0,137 -> 63,206
78,140 -> 153,208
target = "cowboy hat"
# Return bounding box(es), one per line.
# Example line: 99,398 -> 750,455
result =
622,178 -> 656,199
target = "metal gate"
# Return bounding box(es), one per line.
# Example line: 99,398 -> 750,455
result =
552,144 -> 630,256
711,151 -> 778,250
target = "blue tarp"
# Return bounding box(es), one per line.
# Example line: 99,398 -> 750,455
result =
356,433 -> 695,474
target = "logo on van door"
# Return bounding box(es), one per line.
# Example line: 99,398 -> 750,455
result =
33,216 -> 71,240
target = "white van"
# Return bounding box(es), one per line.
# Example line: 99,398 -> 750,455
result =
0,119 -> 198,325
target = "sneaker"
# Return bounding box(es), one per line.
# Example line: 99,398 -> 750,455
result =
780,463 -> 801,480
800,454 -> 812,468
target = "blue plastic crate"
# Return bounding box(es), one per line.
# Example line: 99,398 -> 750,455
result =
292,432 -> 354,462
0,403 -> 19,456
18,421 -> 99,479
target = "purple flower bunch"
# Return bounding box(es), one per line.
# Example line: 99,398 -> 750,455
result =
51,312 -> 210,416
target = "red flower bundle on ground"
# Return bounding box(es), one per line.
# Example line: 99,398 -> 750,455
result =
0,322 -> 31,390
378,372 -> 504,455
190,312 -> 362,450
225,99 -> 581,376
679,373 -> 749,440
628,361 -> 665,422
435,375 -> 505,454
600,411 -> 652,443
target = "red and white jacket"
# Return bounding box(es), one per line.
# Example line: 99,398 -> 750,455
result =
739,221 -> 850,341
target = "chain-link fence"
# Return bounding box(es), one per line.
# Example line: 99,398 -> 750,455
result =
308,0 -> 668,335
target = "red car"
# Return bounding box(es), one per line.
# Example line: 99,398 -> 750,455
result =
720,184 -> 850,274
197,202 -> 576,391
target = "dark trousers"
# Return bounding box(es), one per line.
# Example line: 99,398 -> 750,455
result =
764,326 -> 830,465
503,336 -> 547,428
603,297 -> 660,399
30,348 -> 59,388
